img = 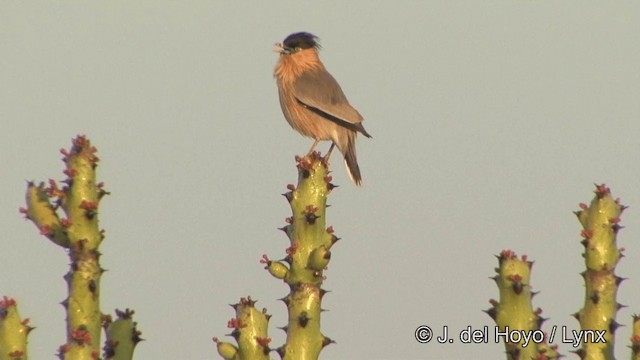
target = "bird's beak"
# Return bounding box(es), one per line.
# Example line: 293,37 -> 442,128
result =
273,42 -> 290,55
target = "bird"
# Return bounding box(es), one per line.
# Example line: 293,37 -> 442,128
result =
273,32 -> 371,186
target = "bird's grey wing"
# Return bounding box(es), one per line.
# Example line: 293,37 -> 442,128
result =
292,70 -> 364,126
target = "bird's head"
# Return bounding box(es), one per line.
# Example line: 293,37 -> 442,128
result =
274,32 -> 321,55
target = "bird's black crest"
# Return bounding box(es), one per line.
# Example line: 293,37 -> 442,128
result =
283,32 -> 320,50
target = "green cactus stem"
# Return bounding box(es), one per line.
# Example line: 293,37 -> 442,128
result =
274,153 -> 336,360
0,297 -> 32,360
573,184 -> 624,360
22,136 -> 106,359
102,309 -> 143,360
215,153 -> 337,360
486,250 -> 558,360
214,297 -> 271,360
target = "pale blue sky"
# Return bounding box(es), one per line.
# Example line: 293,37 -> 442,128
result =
2,2 -> 639,359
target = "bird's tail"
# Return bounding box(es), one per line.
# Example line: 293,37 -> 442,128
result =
343,135 -> 362,186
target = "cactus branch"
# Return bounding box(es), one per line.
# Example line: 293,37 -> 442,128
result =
486,250 -> 558,359
573,184 -> 624,360
0,297 -> 32,360
21,136 -> 125,359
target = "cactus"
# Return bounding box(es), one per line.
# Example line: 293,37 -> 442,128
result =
213,297 -> 271,360
487,184 -> 636,360
102,309 -> 142,360
215,152 -> 336,360
7,137 -> 639,359
16,135 -> 141,360
573,184 -> 625,360
0,297 -> 32,360
486,250 -> 559,360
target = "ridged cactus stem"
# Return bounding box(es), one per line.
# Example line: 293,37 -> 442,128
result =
102,309 -> 142,360
0,297 -> 33,360
486,250 -> 559,360
254,153 -> 334,360
573,184 -> 624,360
277,153 -> 335,360
21,136 -> 106,359
215,153 -> 339,359
214,297 -> 271,360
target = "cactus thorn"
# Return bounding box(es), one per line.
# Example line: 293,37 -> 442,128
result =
319,288 -> 329,298
594,183 -> 609,197
537,316 -> 547,327
282,191 -> 293,202
305,212 -> 320,224
483,308 -> 497,320
511,281 -> 523,295
610,320 -> 621,333
279,297 -> 290,306
297,312 -> 310,327
330,235 -> 340,244
88,279 -> 97,293
612,223 -> 623,233
322,336 -> 335,347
